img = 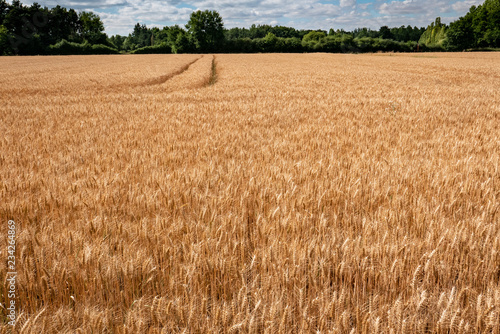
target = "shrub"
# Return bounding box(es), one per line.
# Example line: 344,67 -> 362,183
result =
129,43 -> 172,54
47,40 -> 119,55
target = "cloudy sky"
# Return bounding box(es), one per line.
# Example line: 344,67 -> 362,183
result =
18,0 -> 483,36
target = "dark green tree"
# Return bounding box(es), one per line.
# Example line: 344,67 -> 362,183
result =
0,24 -> 10,54
271,25 -> 298,38
447,0 -> 500,49
152,26 -> 169,45
186,10 -> 224,52
79,11 -> 106,44
172,30 -> 194,53
0,0 -> 8,25
49,6 -> 80,44
249,24 -> 267,38
352,27 -> 378,38
166,25 -> 185,47
2,1 -> 49,54
3,0 -> 28,41
130,23 -> 152,48
379,25 -> 393,39
447,11 -> 475,49
109,34 -> 125,50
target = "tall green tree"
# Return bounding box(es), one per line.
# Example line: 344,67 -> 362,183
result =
447,10 -> 475,49
419,17 -> 447,49
130,23 -> 152,48
447,0 -> 500,49
49,6 -> 80,44
79,11 -> 106,44
186,10 -> 224,52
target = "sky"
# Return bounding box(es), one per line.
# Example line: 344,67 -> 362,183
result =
17,0 -> 484,36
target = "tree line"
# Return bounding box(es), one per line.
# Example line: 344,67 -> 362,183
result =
420,0 -> 500,50
1,0 -> 498,55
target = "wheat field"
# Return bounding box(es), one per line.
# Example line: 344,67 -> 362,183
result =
0,53 -> 499,333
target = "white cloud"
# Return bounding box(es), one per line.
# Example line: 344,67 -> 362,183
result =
340,0 -> 356,8
451,0 -> 482,13
358,2 -> 372,10
379,0 -> 429,14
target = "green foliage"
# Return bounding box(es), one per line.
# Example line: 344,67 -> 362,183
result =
90,43 -> 120,54
354,37 -> 414,52
161,25 -> 195,53
393,26 -> 426,42
337,34 -> 356,52
225,25 -> 319,41
0,24 -> 11,55
298,31 -> 414,53
171,30 -> 195,53
282,37 -> 302,52
109,35 -> 125,50
47,39 -> 119,55
129,42 -> 171,54
301,31 -> 327,50
447,0 -> 500,50
261,32 -> 279,52
225,35 -> 303,53
0,0 -> 7,24
151,27 -> 169,45
79,11 -> 107,45
419,17 -> 448,50
352,26 -> 424,42
49,6 -> 80,44
0,1 -> 111,54
165,25 -> 184,46
352,27 -> 379,39
302,31 -> 327,43
186,10 -> 224,52
127,23 -> 153,49
379,26 -> 393,39
223,37 -> 256,53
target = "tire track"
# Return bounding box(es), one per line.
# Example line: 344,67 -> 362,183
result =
162,55 -> 217,92
207,55 -> 218,86
137,56 -> 203,87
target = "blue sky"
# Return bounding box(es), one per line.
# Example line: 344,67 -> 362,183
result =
18,0 -> 484,36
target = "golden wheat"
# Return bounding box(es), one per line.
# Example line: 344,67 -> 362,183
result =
0,52 -> 499,333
